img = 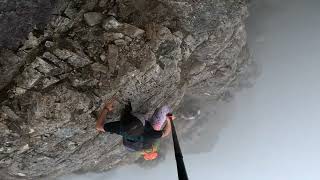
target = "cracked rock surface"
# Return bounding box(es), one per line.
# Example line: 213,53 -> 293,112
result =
0,0 -> 252,179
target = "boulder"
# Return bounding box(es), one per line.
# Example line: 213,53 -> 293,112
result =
53,49 -> 92,68
118,23 -> 145,38
84,12 -> 103,26
114,39 -> 127,46
103,32 -> 124,42
102,16 -> 122,30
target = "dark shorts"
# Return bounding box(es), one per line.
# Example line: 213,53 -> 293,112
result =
103,119 -> 144,135
103,102 -> 144,136
104,120 -> 121,134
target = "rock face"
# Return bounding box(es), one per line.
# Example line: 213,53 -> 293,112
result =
0,0 -> 55,49
0,0 -> 251,179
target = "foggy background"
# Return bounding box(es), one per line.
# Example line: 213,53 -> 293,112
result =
60,0 -> 320,179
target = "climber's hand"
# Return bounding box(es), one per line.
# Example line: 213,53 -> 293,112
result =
104,98 -> 116,111
167,113 -> 176,121
96,126 -> 106,133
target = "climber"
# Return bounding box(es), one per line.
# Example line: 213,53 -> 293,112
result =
95,98 -> 175,160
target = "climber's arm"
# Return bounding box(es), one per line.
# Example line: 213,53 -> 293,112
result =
96,99 -> 115,132
162,115 -> 175,138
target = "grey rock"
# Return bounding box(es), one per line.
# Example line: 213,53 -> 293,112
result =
107,6 -> 118,17
70,75 -> 98,87
84,12 -> 103,26
91,63 -> 108,74
53,49 -> 92,68
124,36 -> 133,42
0,49 -> 25,90
99,0 -> 109,7
0,0 -> 252,179
189,61 -> 206,75
0,0 -> 55,49
50,16 -> 73,33
107,45 -> 119,73
11,87 -> 27,96
0,122 -> 10,135
15,65 -> 42,90
100,53 -> 107,62
11,56 -> 57,95
1,106 -> 21,120
42,52 -> 71,74
52,49 -> 73,60
114,39 -> 127,46
42,52 -> 61,64
184,33 -> 209,52
20,32 -> 40,50
45,41 -> 55,48
173,31 -> 184,39
102,16 -> 122,30
149,26 -> 182,69
67,53 -> 92,68
82,0 -> 99,11
17,144 -> 30,154
161,0 -> 248,33
104,32 -> 124,42
118,24 -> 145,38
64,2 -> 79,19
41,76 -> 60,89
31,57 -> 55,74
54,128 -> 78,138
67,141 -> 78,150
16,173 -> 27,177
